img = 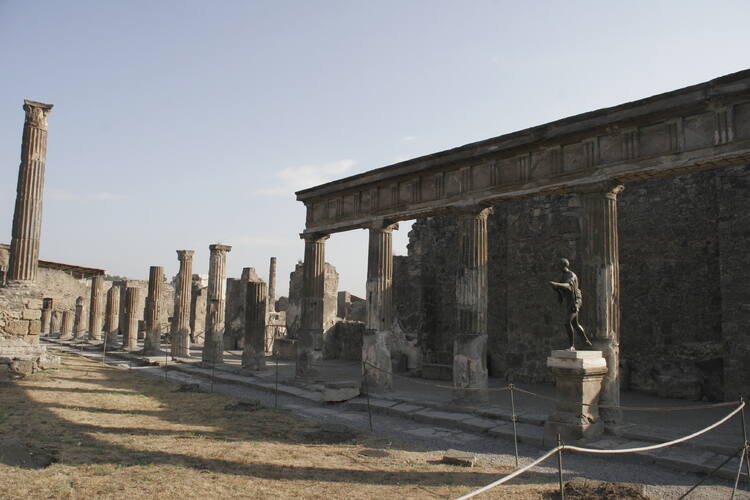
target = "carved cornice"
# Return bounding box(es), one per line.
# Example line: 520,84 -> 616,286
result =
23,100 -> 53,130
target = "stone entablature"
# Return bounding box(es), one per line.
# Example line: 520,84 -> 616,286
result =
297,70 -> 750,235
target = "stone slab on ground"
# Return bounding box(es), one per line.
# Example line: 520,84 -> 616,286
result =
412,409 -> 473,426
442,449 -> 475,467
384,403 -> 425,417
456,416 -> 500,433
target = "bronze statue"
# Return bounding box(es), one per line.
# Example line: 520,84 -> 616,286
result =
549,258 -> 592,350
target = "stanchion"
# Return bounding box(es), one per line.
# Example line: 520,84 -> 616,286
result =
740,397 -> 750,489
210,361 -> 215,393
164,345 -> 168,381
557,434 -> 565,500
274,353 -> 279,409
362,360 -> 373,432
732,447 -> 746,500
102,336 -> 107,363
509,383 -> 519,468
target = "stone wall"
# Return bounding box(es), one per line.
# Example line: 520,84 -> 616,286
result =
395,164 -> 750,400
224,268 -> 262,349
285,261 -> 339,339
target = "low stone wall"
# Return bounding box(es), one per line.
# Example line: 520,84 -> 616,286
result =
0,336 -> 60,380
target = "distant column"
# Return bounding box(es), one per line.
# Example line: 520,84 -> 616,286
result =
104,285 -> 120,347
172,250 -> 194,358
202,244 -> 232,365
123,287 -> 141,351
87,275 -> 104,341
73,296 -> 86,340
60,310 -> 74,339
242,281 -> 267,370
50,311 -> 62,335
143,266 -> 164,355
363,221 -> 398,392
41,308 -> 53,336
580,182 -> 625,424
453,206 -> 492,404
268,257 -> 277,312
296,233 -> 328,378
8,100 -> 53,282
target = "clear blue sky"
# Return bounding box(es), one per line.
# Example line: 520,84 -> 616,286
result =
1,1 -> 749,296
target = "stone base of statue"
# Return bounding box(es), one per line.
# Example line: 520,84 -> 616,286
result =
543,349 -> 608,446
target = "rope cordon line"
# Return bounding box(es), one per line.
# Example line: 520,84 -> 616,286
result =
455,401 -> 746,500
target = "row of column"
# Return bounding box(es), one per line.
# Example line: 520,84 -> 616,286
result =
297,184 -> 623,419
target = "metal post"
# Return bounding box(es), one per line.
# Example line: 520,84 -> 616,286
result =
102,336 -> 107,363
557,434 -> 565,500
362,360 -> 373,432
732,447 -> 746,500
210,361 -> 215,393
740,397 -> 750,488
164,344 -> 168,381
274,354 -> 279,409
509,384 -> 519,468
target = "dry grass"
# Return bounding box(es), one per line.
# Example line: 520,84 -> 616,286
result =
0,353 -> 561,499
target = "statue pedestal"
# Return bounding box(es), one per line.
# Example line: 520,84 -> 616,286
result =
543,349 -> 607,446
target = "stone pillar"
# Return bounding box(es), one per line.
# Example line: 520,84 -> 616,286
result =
87,275 -> 104,341
172,250 -> 194,358
73,297 -> 86,340
363,222 -> 398,392
143,266 -> 164,355
123,287 -> 141,351
268,256 -> 277,312
242,281 -> 267,371
453,206 -> 492,404
296,233 -> 329,379
41,309 -> 52,336
543,350 -> 608,445
8,100 -> 53,282
580,183 -> 624,424
50,311 -> 62,335
202,244 -> 232,365
60,310 -> 74,339
104,285 -> 120,347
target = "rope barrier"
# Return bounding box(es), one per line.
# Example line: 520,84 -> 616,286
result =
455,402 -> 747,500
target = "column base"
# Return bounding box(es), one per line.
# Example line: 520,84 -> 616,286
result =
452,333 -> 488,405
362,329 -> 392,393
201,335 -> 224,366
543,349 -> 608,446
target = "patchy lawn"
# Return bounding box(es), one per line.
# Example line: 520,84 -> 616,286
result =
0,352 -> 585,499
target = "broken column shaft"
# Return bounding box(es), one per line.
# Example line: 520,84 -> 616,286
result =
242,280 -> 267,370
453,206 -> 492,404
8,100 -> 53,282
202,244 -> 232,365
104,284 -> 120,347
73,297 -> 86,340
143,266 -> 164,355
296,233 -> 328,378
123,287 -> 141,351
268,256 -> 277,312
363,222 -> 398,392
172,250 -> 194,358
61,310 -> 74,339
88,275 -> 104,341
580,182 -> 625,424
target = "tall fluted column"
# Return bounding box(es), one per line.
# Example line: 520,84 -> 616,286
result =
202,244 -> 232,365
104,285 -> 120,347
268,257 -> 277,312
61,310 -> 74,339
143,266 -> 164,355
242,281 -> 267,371
8,100 -> 53,282
580,182 -> 624,424
87,275 -> 104,341
296,233 -> 329,378
453,206 -> 492,404
363,222 -> 398,392
123,287 -> 141,351
73,296 -> 86,340
172,250 -> 194,358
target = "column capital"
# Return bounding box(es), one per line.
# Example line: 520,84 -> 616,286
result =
453,204 -> 494,219
368,220 -> 399,232
23,100 -> 53,130
177,249 -> 195,261
209,243 -> 232,253
578,181 -> 625,199
299,231 -> 330,242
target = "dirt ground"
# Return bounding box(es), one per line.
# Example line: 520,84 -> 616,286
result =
0,353 -> 651,499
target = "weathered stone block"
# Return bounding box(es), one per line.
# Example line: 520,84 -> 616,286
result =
24,299 -> 43,310
22,308 -> 42,320
28,321 -> 42,335
4,320 -> 29,336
